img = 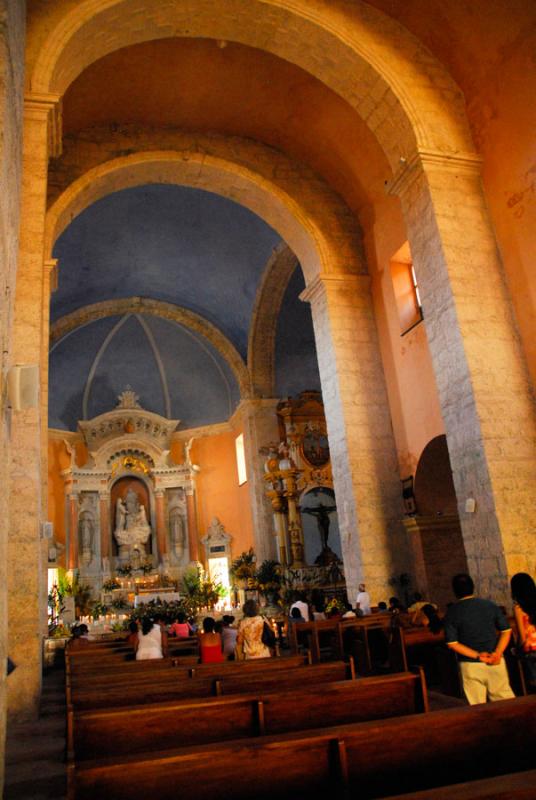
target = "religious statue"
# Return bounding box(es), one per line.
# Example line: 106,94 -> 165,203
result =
114,489 -> 151,563
169,508 -> 185,558
300,501 -> 341,565
79,514 -> 94,566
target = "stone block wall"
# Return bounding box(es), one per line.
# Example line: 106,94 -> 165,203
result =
0,0 -> 26,786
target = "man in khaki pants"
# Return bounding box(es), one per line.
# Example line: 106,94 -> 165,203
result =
444,573 -> 515,705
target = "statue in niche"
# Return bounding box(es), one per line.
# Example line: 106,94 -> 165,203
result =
300,501 -> 341,566
79,513 -> 94,566
114,488 -> 151,563
169,508 -> 185,559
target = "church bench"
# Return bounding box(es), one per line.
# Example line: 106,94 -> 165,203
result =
67,652 -> 307,681
69,660 -> 352,711
68,670 -> 427,762
66,654 -> 309,694
68,695 -> 536,800
379,769 -> 536,799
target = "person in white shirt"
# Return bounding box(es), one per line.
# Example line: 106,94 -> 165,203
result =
356,583 -> 371,615
290,593 -> 310,622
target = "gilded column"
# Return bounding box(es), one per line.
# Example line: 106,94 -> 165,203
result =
8,93 -> 61,719
185,490 -> 199,562
154,491 -> 167,562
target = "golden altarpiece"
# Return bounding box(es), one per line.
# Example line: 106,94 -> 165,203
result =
263,391 -> 344,590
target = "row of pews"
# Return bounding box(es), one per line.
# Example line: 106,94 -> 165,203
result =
66,632 -> 536,799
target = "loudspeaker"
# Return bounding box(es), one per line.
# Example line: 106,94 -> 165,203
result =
7,364 -> 39,411
41,521 -> 54,540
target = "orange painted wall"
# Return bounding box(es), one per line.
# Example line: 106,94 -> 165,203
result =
171,424 -> 255,564
47,435 -> 88,566
366,197 -> 446,478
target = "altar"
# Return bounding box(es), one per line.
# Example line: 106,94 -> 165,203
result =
61,389 -> 199,598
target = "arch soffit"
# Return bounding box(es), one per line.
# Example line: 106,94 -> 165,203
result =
50,297 -> 251,399
248,243 -> 299,398
27,0 -> 475,170
44,140 -> 364,284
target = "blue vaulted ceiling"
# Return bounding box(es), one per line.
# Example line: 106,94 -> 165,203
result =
49,184 -> 321,431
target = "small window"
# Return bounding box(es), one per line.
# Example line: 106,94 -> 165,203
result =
390,242 -> 423,335
235,433 -> 247,485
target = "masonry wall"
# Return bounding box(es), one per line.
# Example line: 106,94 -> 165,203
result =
0,0 -> 25,780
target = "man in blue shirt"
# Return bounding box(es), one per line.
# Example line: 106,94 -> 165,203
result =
444,573 -> 514,705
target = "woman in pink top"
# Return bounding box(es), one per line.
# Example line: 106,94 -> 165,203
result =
169,612 -> 193,638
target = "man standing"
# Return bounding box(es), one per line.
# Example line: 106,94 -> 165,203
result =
444,573 -> 514,705
356,583 -> 371,615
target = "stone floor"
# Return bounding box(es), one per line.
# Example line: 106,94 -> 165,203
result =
4,667 -> 66,800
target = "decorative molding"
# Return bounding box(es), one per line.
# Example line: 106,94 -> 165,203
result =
44,258 -> 59,293
24,92 -> 62,158
387,148 -> 483,198
300,273 -> 370,305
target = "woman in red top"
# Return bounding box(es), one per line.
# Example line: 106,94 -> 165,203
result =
511,572 -> 536,687
198,617 -> 224,663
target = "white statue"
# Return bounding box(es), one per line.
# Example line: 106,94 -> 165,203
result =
79,514 -> 94,566
169,508 -> 185,558
114,489 -> 151,562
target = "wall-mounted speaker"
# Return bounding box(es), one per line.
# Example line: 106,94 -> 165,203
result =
7,364 -> 39,411
41,521 -> 54,540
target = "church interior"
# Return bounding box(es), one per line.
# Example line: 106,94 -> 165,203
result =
0,0 -> 535,797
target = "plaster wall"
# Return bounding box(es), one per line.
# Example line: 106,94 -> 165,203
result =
364,197 -> 445,479
0,0 -> 25,772
172,425 -> 255,563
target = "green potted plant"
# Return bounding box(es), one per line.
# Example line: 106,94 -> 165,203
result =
256,560 -> 283,605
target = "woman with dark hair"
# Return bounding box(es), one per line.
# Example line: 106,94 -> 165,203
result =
198,617 -> 224,663
236,600 -> 271,660
135,617 -> 164,660
511,572 -> 536,685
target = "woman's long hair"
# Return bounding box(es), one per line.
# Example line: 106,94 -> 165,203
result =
141,617 -> 154,636
511,572 -> 536,626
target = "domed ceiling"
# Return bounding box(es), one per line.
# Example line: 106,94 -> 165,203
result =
50,184 -> 321,431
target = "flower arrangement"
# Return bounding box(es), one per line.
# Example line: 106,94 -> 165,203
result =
92,600 -> 109,617
324,596 -> 346,615
116,564 -> 133,577
181,565 -> 226,614
230,548 -> 257,589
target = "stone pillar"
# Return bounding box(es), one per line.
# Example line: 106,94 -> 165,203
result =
301,274 -> 410,604
390,150 -> 536,604
238,399 -> 281,563
40,259 -> 58,499
99,493 -> 110,568
68,494 -> 79,571
154,491 -> 167,562
185,490 -> 199,562
8,92 -> 61,720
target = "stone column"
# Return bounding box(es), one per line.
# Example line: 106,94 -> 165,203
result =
99,493 -> 110,569
154,491 -> 167,562
68,494 -> 79,572
390,150 -> 536,604
185,489 -> 199,562
40,259 -> 58,499
238,399 -> 281,563
301,274 -> 410,604
8,93 -> 61,720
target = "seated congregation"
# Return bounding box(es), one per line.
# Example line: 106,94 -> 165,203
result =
65,571 -> 536,799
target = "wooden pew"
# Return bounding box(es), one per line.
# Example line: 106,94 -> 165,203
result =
68,670 -> 427,762
66,654 -> 310,698
68,694 -> 536,800
69,660 -> 353,711
380,769 -> 536,799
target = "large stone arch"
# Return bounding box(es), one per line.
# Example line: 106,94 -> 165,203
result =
50,297 -> 252,399
26,0 -> 474,170
45,130 -> 364,284
248,243 -> 298,397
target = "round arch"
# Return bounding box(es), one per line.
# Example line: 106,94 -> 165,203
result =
50,297 -> 252,399
45,135 -> 364,285
26,0 -> 474,170
248,243 -> 298,397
